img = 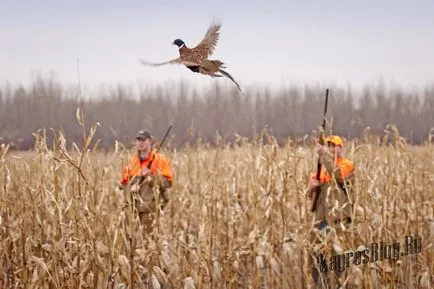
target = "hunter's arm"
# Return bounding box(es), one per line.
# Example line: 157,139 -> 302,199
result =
319,152 -> 343,181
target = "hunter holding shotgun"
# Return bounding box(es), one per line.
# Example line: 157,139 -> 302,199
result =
306,90 -> 356,288
306,88 -> 355,231
307,134 -> 355,230
119,129 -> 174,234
307,134 -> 356,288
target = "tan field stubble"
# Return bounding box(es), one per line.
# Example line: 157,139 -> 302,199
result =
0,128 -> 433,288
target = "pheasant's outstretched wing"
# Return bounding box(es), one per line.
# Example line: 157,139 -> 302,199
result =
139,58 -> 199,67
192,20 -> 221,58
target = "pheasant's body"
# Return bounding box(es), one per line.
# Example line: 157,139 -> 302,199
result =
139,20 -> 244,94
198,60 -> 226,76
178,45 -> 202,74
178,46 -> 190,57
179,44 -> 225,77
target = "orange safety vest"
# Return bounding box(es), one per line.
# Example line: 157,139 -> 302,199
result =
311,157 -> 354,183
121,149 -> 173,185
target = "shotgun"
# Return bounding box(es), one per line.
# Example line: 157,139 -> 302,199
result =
147,124 -> 173,170
310,89 -> 329,212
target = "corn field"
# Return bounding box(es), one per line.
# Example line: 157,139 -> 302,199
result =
0,114 -> 433,288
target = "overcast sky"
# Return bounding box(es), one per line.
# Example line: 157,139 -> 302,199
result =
1,0 -> 433,95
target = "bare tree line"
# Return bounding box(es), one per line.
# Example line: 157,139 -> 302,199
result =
0,75 -> 433,150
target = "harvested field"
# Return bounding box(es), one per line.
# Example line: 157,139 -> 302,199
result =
0,127 -> 433,288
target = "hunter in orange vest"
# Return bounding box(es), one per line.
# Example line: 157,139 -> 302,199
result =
120,130 -> 173,186
307,135 -> 355,230
306,135 -> 356,288
120,130 -> 174,233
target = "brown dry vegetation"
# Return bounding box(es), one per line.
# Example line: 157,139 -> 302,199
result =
0,118 -> 433,288
1,76 -> 433,150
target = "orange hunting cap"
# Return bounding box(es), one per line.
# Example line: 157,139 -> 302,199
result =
326,135 -> 344,146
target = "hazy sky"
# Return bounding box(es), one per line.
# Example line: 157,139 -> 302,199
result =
1,0 -> 434,95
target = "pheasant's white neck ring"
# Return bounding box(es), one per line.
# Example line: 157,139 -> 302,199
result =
179,43 -> 185,48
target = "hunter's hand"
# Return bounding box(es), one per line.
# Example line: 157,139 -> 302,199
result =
141,168 -> 150,176
315,143 -> 326,155
309,178 -> 321,188
307,178 -> 320,199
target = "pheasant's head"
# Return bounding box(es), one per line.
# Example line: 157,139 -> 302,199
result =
172,39 -> 185,48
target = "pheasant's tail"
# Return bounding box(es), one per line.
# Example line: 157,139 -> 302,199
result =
218,69 -> 244,95
206,72 -> 224,78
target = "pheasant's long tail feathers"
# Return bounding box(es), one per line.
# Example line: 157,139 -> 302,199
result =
218,69 -> 244,95
206,71 -> 224,78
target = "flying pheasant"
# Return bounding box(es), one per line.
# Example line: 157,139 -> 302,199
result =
139,21 -> 244,94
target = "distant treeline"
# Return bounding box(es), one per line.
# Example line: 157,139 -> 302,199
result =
1,76 -> 433,150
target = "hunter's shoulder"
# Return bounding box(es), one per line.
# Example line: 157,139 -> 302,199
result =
340,158 -> 355,168
154,151 -> 171,162
126,153 -> 139,164
338,158 -> 356,176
